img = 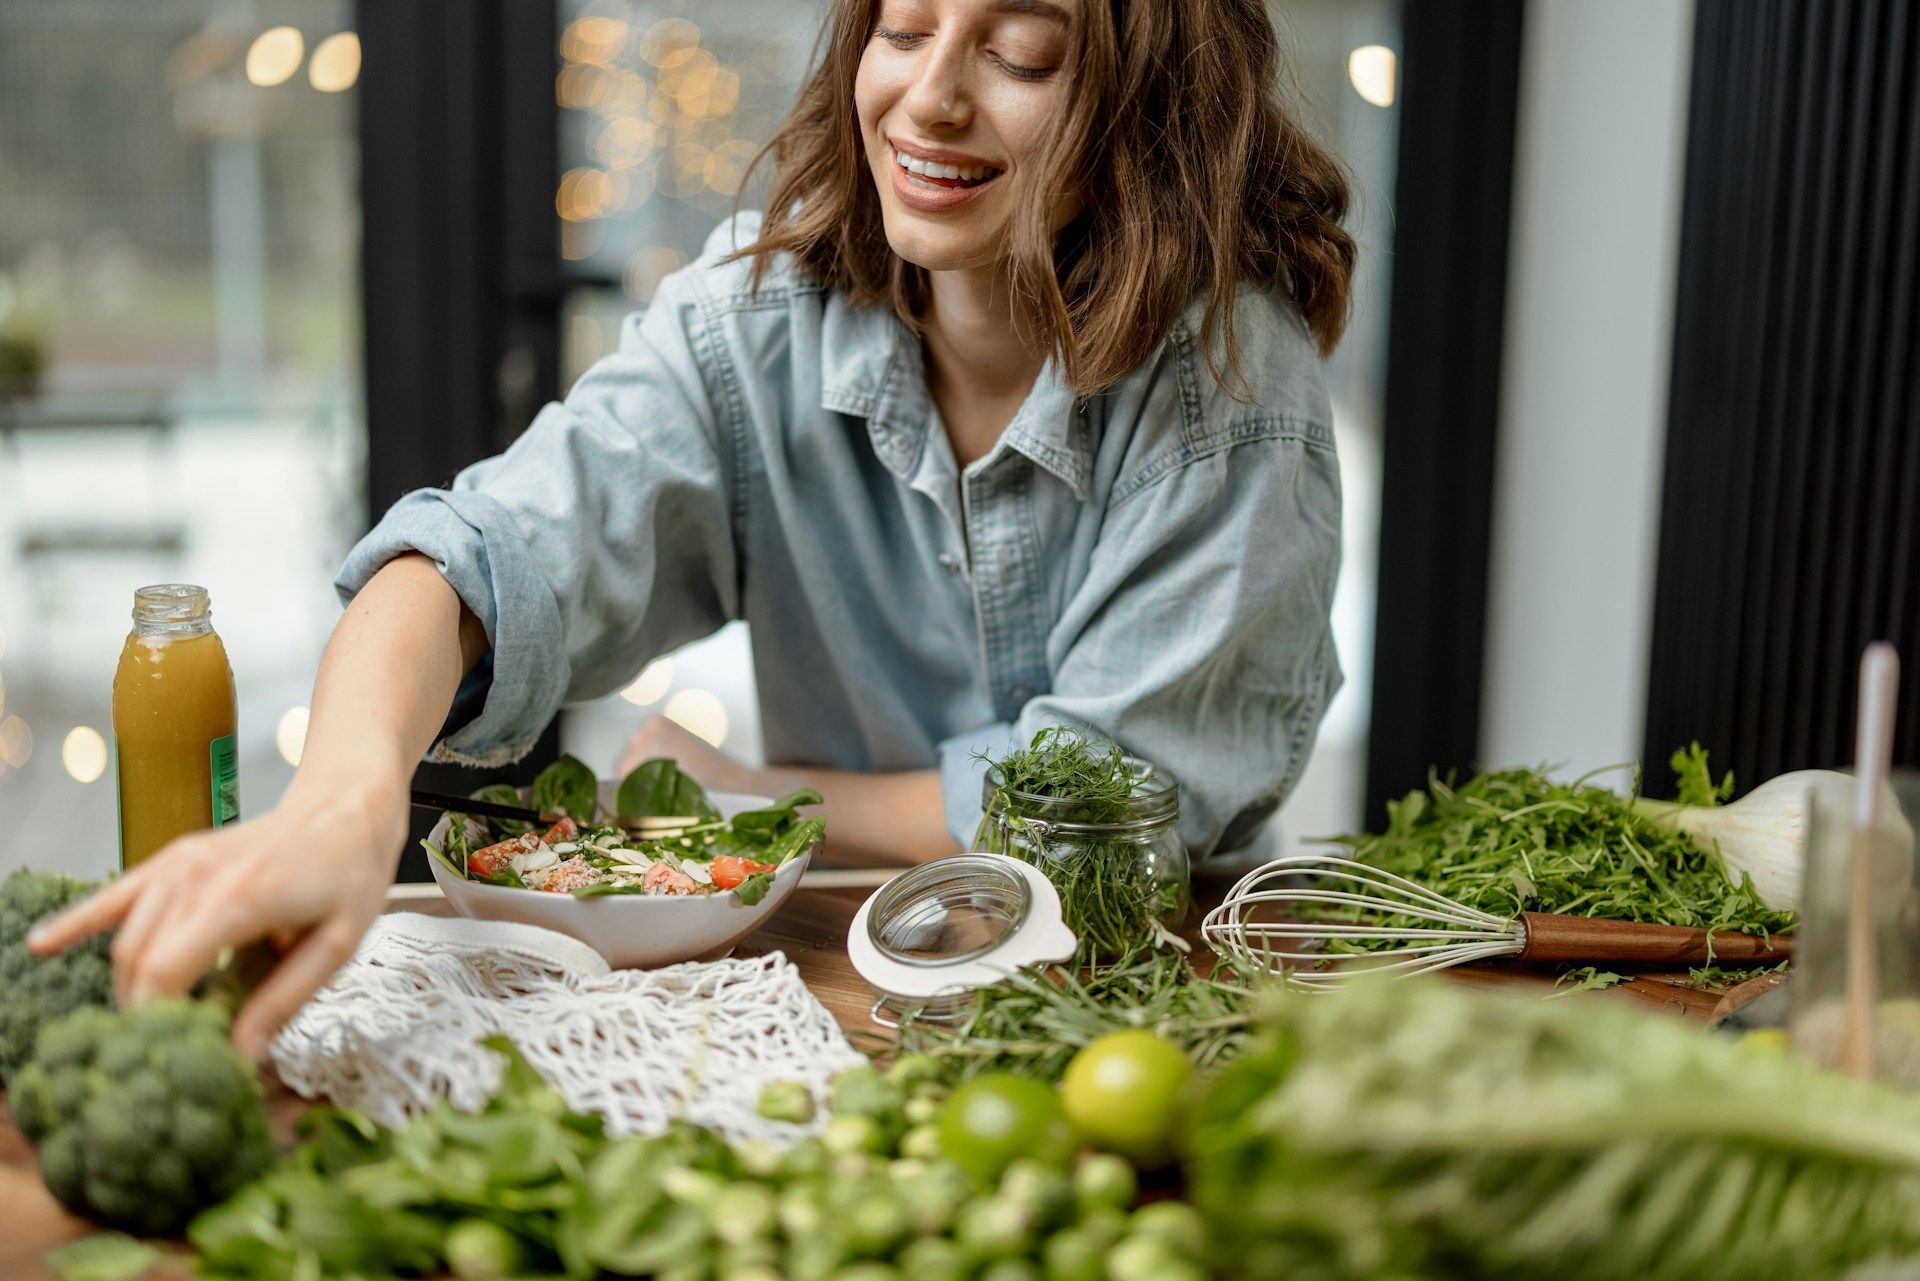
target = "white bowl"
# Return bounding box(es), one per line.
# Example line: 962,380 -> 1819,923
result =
425,783 -> 815,969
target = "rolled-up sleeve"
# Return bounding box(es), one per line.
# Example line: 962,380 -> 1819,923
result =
1012,423 -> 1342,859
335,269 -> 739,768
935,720 -> 1020,850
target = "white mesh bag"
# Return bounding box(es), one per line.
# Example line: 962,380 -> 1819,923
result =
269,912 -> 865,1145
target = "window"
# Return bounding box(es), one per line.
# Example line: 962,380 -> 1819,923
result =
0,3 -> 363,876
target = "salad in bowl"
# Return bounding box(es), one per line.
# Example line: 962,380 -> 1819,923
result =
423,755 -> 825,967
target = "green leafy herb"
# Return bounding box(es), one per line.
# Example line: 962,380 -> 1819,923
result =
615,757 -> 722,821
530,754 -> 598,822
1190,977 -> 1920,1281
889,947 -> 1259,1085
1547,966 -> 1627,998
974,727 -> 1185,957
1670,741 -> 1735,808
733,871 -> 776,906
1318,754 -> 1793,974
44,1234 -> 165,1281
469,782 -> 532,836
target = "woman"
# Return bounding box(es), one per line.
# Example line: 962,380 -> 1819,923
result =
35,0 -> 1351,1054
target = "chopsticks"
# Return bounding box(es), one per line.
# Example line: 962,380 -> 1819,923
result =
409,789 -> 702,838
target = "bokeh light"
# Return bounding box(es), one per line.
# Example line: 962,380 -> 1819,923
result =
276,706 -> 310,767
0,715 -> 33,769
308,31 -> 361,93
664,688 -> 729,747
61,727 -> 107,784
1347,45 -> 1397,108
620,658 -> 674,707
245,26 -> 305,88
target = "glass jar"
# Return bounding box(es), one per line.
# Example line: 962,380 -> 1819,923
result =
973,758 -> 1190,956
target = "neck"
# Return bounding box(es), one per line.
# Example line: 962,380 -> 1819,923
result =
921,266 -> 1046,466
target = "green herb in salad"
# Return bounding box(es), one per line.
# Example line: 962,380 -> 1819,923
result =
529,753 -> 598,822
615,756 -> 721,821
974,727 -> 1186,957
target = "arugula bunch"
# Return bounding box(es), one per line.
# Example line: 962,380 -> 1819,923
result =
1318,750 -> 1791,975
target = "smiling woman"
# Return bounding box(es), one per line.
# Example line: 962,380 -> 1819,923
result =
33,0 -> 1357,1054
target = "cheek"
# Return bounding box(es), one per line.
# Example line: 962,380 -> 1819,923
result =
853,50 -> 902,140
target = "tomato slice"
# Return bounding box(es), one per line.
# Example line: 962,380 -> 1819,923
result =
469,830 -> 542,879
709,855 -> 776,890
541,816 -> 579,844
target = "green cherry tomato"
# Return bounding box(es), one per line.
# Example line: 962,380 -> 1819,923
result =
1059,1030 -> 1192,1167
937,1074 -> 1075,1186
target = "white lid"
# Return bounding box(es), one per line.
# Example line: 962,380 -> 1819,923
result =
847,853 -> 1076,1001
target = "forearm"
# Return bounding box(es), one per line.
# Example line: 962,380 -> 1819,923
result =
743,764 -> 959,865
291,553 -> 487,810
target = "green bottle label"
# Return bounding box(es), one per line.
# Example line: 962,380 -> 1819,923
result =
210,734 -> 240,826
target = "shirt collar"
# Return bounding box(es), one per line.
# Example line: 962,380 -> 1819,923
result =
818,292 -> 1092,501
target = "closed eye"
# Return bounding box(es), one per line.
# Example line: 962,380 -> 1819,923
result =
989,52 -> 1054,81
872,24 -> 925,49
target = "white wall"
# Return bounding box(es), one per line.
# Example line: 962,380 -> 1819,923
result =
1480,0 -> 1694,774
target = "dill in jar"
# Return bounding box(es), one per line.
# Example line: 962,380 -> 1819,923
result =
973,727 -> 1189,957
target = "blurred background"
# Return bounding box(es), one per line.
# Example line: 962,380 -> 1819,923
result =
1,0 -> 1915,878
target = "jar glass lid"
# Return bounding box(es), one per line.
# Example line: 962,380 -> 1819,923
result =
848,853 -> 1076,1022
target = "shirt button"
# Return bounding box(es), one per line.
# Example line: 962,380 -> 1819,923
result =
1008,684 -> 1034,705
937,551 -> 963,575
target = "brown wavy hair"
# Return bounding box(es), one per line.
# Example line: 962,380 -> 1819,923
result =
734,0 -> 1355,397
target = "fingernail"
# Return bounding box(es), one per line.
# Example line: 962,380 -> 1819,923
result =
26,923 -> 47,948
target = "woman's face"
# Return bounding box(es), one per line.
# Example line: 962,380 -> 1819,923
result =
854,0 -> 1076,274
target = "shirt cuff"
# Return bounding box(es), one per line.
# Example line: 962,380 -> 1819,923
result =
936,721 -> 1019,851
334,489 -> 566,769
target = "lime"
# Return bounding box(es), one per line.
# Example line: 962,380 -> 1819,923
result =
1736,1027 -> 1789,1057
937,1074 -> 1075,1185
1059,1030 -> 1191,1167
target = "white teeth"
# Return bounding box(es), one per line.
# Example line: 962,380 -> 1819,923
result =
893,148 -> 995,183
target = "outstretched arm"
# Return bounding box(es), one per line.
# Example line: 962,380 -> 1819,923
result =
32,553 -> 486,1056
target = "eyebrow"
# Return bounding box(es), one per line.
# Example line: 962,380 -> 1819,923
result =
993,0 -> 1071,25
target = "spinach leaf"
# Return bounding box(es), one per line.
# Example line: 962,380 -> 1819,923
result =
44,1234 -> 160,1281
728,787 -> 824,837
470,783 -> 532,838
615,758 -> 720,821
570,882 -> 652,899
732,871 -> 776,906
764,817 -> 826,866
531,754 -> 599,822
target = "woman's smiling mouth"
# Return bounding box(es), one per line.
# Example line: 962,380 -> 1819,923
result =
887,140 -> 1004,212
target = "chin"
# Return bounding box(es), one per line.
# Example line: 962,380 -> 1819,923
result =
879,210 -> 1003,273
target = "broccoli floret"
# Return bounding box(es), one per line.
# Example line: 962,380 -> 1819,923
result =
10,1000 -> 276,1235
0,869 -> 115,1081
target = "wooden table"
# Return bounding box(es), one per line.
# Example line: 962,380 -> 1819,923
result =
0,873 -> 1783,1277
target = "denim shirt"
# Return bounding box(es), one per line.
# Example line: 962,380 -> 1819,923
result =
337,213 -> 1342,857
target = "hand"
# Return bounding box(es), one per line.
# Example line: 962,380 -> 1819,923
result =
29,776 -> 408,1059
618,715 -> 755,794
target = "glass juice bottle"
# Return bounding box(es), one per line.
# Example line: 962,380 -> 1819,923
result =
112,584 -> 239,869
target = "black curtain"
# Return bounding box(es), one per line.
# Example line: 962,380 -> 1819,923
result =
356,0 -> 566,872
1644,0 -> 1920,791
1364,0 -> 1528,819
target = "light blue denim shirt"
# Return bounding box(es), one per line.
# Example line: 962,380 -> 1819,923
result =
337,213 -> 1342,858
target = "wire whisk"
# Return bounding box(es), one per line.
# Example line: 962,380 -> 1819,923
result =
1202,853 -> 1794,988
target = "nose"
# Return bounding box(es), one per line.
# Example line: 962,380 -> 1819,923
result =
899,33 -> 973,132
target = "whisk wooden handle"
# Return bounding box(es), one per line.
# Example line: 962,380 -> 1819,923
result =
1516,913 -> 1795,966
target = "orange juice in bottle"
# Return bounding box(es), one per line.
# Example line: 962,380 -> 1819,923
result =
112,584 -> 238,869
